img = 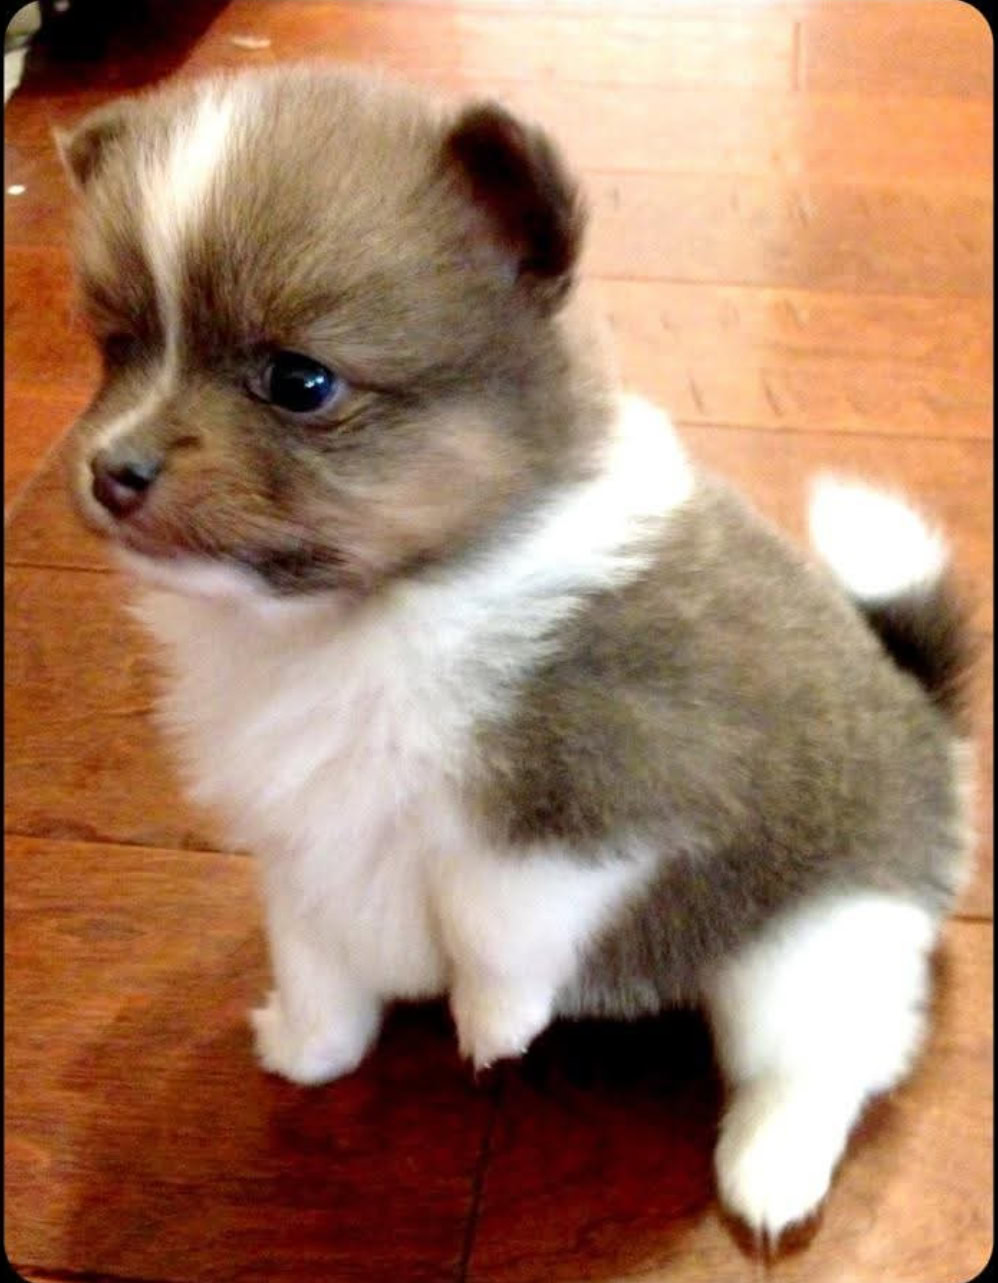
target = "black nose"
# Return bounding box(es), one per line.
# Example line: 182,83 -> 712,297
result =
90,450 -> 163,518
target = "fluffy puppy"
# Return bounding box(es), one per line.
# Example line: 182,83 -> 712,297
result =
60,66 -> 974,1243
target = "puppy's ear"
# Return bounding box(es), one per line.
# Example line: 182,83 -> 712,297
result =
444,102 -> 585,307
55,99 -> 136,191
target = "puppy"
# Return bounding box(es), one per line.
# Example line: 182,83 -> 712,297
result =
60,65 -> 974,1242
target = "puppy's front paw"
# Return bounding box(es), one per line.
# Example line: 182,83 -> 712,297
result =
714,1078 -> 845,1241
451,981 -> 551,1070
249,990 -> 374,1086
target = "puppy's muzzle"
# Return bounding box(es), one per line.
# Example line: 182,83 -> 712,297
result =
90,447 -> 164,519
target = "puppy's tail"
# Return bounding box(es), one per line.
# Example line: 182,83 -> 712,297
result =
807,476 -> 969,721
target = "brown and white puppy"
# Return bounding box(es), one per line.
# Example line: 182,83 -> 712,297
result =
60,66 -> 973,1244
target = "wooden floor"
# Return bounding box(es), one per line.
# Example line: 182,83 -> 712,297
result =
4,2 -> 992,1280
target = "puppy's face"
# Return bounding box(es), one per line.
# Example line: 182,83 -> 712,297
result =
61,67 -> 599,598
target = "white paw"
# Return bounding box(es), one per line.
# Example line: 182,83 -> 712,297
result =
715,1079 -> 848,1240
249,990 -> 376,1086
451,982 -> 552,1070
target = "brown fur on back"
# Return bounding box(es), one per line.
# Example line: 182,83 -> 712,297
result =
471,477 -> 965,1010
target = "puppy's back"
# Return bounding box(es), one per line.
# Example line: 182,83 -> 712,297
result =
470,473 -> 968,1011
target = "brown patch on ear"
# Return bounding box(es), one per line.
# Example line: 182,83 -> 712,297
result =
444,102 -> 585,306
55,99 -> 136,190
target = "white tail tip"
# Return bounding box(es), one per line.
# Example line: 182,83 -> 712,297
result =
807,476 -> 947,603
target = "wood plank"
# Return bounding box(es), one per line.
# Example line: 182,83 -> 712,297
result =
9,149 -> 991,300
598,281 -> 992,438
4,262 -> 990,455
4,386 -> 89,511
5,99 -> 78,250
799,0 -> 993,98
4,834 -> 495,1283
4,247 -> 98,392
581,172 -> 991,294
465,918 -> 993,1281
187,0 -> 798,89
4,566 -> 215,853
601,281 -> 991,379
6,836 -> 989,1283
3,440 -> 104,566
4,444 -> 108,568
484,81 -> 993,183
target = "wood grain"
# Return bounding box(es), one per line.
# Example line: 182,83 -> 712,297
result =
799,0 -> 993,98
3,445 -> 106,568
597,280 -> 992,439
4,247 -> 98,391
4,95 -> 86,249
4,386 -> 89,510
5,261 -> 991,460
4,835 -> 496,1283
464,919 -> 992,1282
480,80 -> 994,183
4,566 -> 216,853
581,172 -> 991,294
190,0 -> 798,89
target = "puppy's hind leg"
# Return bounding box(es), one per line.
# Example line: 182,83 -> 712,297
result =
702,892 -> 938,1242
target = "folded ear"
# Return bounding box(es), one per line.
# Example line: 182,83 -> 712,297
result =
54,98 -> 136,191
443,102 -> 585,308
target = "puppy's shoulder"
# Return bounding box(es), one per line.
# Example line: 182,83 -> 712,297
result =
468,463 -> 897,851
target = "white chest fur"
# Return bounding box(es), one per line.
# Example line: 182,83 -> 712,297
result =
138,576 -> 497,1002
129,396 -> 692,1009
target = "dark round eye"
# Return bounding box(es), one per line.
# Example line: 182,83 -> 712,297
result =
258,351 -> 342,414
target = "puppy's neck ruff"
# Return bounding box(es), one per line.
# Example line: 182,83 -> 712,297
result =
131,393 -> 692,854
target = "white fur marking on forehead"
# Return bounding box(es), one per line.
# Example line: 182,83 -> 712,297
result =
146,85 -> 238,257
142,84 -> 239,372
87,90 -> 240,479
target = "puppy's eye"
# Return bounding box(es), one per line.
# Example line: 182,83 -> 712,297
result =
256,351 -> 343,414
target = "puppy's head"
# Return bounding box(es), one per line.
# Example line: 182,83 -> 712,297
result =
60,66 -> 608,600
